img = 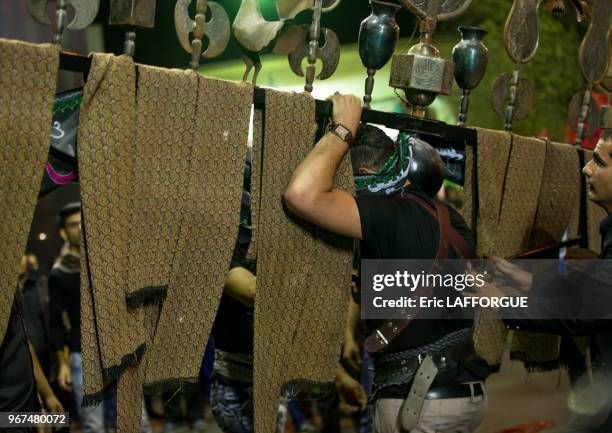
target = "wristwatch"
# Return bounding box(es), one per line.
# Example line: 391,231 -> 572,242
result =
327,122 -> 354,146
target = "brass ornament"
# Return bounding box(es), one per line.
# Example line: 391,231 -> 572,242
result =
491,72 -> 533,121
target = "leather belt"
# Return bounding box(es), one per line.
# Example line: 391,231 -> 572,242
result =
374,338 -> 476,385
426,382 -> 484,400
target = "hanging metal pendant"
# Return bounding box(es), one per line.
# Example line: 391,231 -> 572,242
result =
27,0 -> 99,29
175,0 -> 231,65
288,25 -> 340,81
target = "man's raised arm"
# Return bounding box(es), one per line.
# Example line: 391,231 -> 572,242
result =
283,93 -> 363,239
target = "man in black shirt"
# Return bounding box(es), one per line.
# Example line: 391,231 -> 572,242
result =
284,94 -> 488,433
483,131 -> 612,432
49,202 -> 111,433
1,280 -> 64,432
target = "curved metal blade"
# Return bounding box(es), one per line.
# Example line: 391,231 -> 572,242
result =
276,0 -> 342,20
398,0 -> 472,21
175,0 -> 196,54
317,28 -> 340,79
26,0 -> 51,25
288,25 -> 309,77
202,1 -> 230,58
67,0 -> 100,29
287,25 -> 339,80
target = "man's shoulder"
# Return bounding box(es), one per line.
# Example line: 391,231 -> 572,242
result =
48,265 -> 77,285
49,265 -> 66,278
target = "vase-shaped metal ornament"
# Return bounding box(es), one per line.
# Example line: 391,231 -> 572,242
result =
358,0 -> 401,108
452,26 -> 488,125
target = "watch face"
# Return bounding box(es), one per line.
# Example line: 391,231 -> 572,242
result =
335,124 -> 349,140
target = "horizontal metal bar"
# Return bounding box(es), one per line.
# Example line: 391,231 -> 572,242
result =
57,51 -> 474,153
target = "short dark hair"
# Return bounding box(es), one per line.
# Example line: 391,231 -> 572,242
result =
601,129 -> 612,143
350,124 -> 395,173
59,202 -> 81,229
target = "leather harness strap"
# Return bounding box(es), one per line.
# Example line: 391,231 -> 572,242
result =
363,193 -> 472,354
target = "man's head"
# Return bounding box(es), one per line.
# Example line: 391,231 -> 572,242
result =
59,202 -> 81,248
350,124 -> 395,174
583,130 -> 612,214
351,124 -> 444,196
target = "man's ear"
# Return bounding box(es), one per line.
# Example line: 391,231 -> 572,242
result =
59,228 -> 67,242
357,167 -> 375,175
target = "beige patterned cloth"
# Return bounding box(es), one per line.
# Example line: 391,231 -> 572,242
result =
470,128 -> 512,365
143,76 -> 252,390
247,109 -> 263,261
0,38 -> 58,340
530,141 -> 581,248
510,330 -> 562,371
469,132 -> 545,366
494,134 -> 546,257
117,366 -> 144,433
126,65 -> 199,306
80,237 -> 105,403
253,89 -> 353,433
78,54 -> 146,396
473,128 -> 512,256
506,140 -> 579,371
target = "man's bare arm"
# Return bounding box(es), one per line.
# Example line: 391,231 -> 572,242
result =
30,344 -> 64,412
284,94 -> 363,239
224,266 -> 256,307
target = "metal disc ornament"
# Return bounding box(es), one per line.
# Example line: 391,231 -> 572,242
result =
491,72 -> 533,120
567,91 -> 600,138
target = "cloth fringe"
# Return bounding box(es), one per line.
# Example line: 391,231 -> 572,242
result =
125,286 -> 168,310
142,378 -> 200,396
102,343 -> 147,384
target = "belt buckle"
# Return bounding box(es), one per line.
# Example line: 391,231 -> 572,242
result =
376,330 -> 389,346
417,353 -> 426,365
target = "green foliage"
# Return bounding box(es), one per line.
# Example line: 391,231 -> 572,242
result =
438,0 -> 587,141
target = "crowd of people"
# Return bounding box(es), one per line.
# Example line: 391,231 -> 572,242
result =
1,92 -> 612,433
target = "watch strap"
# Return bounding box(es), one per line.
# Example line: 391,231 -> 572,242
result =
327,122 -> 354,145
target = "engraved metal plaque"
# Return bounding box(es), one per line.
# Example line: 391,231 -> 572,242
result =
389,53 -> 453,95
